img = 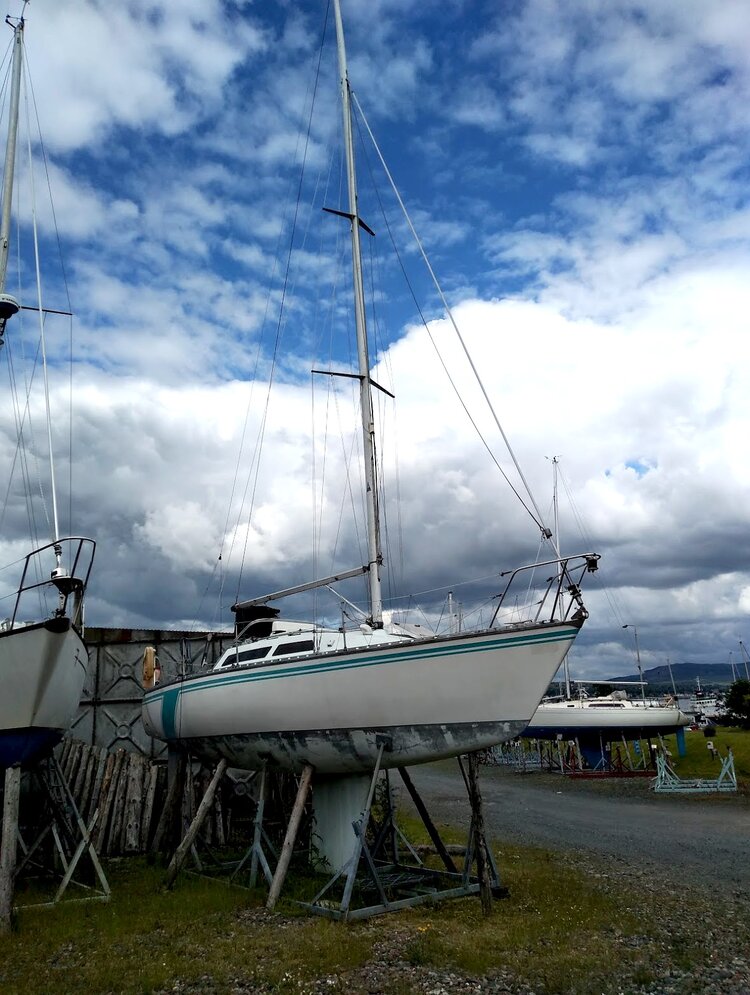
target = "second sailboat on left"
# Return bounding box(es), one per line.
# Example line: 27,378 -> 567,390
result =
0,13 -> 95,769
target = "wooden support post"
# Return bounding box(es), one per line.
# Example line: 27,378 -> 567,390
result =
139,763 -> 160,852
93,752 -> 116,850
150,752 -> 187,856
466,752 -> 493,916
122,754 -> 145,853
164,759 -> 227,889
266,763 -> 313,910
59,737 -> 73,773
398,766 -> 458,874
72,743 -> 91,801
0,765 -> 21,934
106,752 -> 129,856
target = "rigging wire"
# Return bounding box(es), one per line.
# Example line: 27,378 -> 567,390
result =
310,142 -> 339,623
352,105 -> 542,536
23,42 -> 59,544
232,0 -> 332,607
557,463 -> 624,627
0,35 -> 50,611
351,91 -> 553,542
24,41 -> 76,536
313,141 -> 370,610
364,232 -> 403,608
191,0 -> 334,629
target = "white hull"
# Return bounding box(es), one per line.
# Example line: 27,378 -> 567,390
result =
0,618 -> 88,767
142,620 -> 580,773
524,698 -> 692,741
689,697 -> 726,721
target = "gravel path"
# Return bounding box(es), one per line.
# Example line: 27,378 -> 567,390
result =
404,762 -> 750,894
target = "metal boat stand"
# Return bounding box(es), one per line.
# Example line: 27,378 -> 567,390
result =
162,760 -> 281,891
0,756 -> 110,930
232,765 -> 278,889
653,748 -> 737,793
159,750 -> 505,920
297,748 -> 506,921
198,764 -> 279,891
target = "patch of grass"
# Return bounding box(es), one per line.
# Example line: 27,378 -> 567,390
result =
387,815 -> 693,993
0,859 -> 371,995
0,826 -> 726,995
661,726 -> 750,784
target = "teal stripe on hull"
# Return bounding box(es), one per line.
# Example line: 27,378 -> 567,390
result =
145,625 -> 577,709
161,687 -> 181,739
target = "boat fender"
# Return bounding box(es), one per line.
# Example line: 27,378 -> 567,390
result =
142,645 -> 159,688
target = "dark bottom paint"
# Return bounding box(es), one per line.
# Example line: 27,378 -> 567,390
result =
523,724 -> 687,741
0,728 -> 62,770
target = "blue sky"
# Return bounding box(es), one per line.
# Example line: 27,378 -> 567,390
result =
1,0 -> 749,682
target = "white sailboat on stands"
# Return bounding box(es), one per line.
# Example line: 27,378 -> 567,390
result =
524,683 -> 691,743
142,0 -> 600,782
521,459 -> 690,767
0,12 -> 95,770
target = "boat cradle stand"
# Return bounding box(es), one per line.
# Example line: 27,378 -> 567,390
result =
163,747 -> 506,920
294,746 -> 506,921
653,749 -> 737,794
0,756 -> 110,932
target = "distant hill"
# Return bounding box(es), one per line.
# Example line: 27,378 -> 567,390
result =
608,662 -> 744,687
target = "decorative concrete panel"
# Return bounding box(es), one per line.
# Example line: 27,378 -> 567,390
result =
71,627 -> 232,759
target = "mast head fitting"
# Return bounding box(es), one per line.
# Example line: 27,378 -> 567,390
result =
0,293 -> 19,324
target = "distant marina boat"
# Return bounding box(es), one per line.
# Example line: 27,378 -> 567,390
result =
141,0 -> 600,775
0,15 -> 95,769
524,688 -> 692,742
688,678 -> 727,724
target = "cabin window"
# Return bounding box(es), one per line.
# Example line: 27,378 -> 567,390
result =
272,639 -> 315,657
220,646 -> 270,667
237,646 -> 271,663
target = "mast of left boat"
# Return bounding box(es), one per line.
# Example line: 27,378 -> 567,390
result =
332,0 -> 383,628
0,13 -> 23,337
0,10 -> 70,597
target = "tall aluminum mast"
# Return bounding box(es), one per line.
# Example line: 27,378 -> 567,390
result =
0,15 -> 65,566
332,0 -> 383,627
0,15 -> 23,335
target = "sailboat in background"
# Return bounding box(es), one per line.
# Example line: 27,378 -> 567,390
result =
522,458 -> 690,763
524,683 -> 691,744
0,13 -> 95,768
142,0 -> 600,774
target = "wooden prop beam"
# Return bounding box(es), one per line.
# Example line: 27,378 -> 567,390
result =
266,764 -> 314,910
164,759 -> 227,889
0,766 -> 21,934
